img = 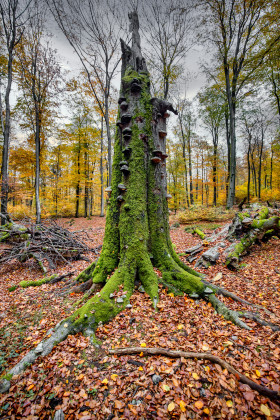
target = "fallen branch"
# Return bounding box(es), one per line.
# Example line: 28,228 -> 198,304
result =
0,220 -> 97,272
109,347 -> 280,402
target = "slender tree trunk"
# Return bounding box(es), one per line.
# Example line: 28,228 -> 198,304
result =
225,107 -> 230,202
201,150 -> 204,205
213,141 -> 218,206
0,74 -> 5,137
226,99 -> 236,208
247,145 -> 250,204
179,116 -> 190,207
35,110 -> 41,225
75,136 -> 81,218
251,160 -> 257,197
270,148 -> 273,189
196,155 -> 199,201
104,95 -> 112,187
84,136 -> 89,218
258,129 -> 264,200
187,130 -> 193,205
100,117 -> 105,217
1,48 -> 13,225
55,146 -> 60,217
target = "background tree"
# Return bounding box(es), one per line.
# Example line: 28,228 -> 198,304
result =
0,0 -> 31,224
16,4 -> 61,224
201,0 -> 280,208
47,0 -> 125,187
198,85 -> 224,205
141,0 -> 195,99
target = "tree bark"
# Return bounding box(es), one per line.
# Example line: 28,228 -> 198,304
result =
213,133 -> 218,206
100,116 -> 104,217
187,126 -> 194,205
34,110 -> 41,225
0,40 -> 13,225
75,135 -> 81,218
247,145 -> 250,203
257,127 -> 264,200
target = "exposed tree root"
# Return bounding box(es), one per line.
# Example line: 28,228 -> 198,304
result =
108,347 -> 280,402
202,279 -> 275,317
0,260 -> 257,394
206,294 -> 250,330
239,311 -> 280,332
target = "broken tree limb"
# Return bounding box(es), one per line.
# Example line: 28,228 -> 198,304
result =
108,347 -> 280,402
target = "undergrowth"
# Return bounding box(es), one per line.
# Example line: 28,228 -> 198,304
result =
178,206 -> 235,224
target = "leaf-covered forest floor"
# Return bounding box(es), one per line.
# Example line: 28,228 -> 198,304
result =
0,216 -> 280,419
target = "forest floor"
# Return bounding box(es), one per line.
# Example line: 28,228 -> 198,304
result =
0,215 -> 280,419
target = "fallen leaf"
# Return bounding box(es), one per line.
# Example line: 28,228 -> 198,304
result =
115,400 -> 124,409
260,404 -> 271,416
213,272 -> 223,281
168,402 -> 175,411
226,400 -> 233,407
179,400 -> 186,412
172,377 -> 179,387
195,400 -> 204,409
192,373 -> 199,380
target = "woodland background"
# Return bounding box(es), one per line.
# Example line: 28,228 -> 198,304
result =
0,0 -> 279,223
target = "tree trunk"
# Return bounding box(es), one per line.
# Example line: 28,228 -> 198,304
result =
270,147 -> 273,189
225,106 -> 230,202
35,110 -> 41,225
104,93 -> 112,187
247,145 -> 250,204
75,137 -> 81,218
84,138 -> 89,218
179,115 -> 190,207
0,47 -> 13,225
213,140 -> 218,206
187,129 -> 193,205
258,128 -> 264,200
100,117 -> 105,217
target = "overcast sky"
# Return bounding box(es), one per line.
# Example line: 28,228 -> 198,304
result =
13,4 -> 212,145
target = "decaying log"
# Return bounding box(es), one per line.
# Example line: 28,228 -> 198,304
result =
185,206 -> 280,270
195,246 -> 220,268
226,211 -> 280,269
